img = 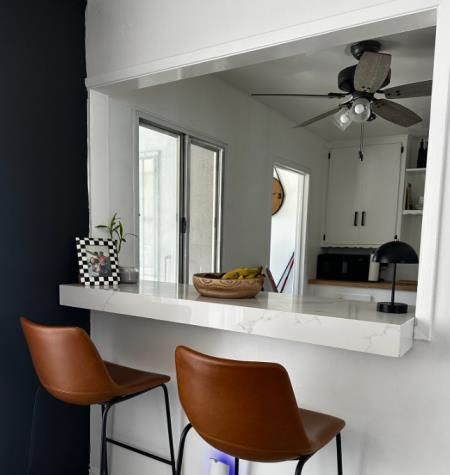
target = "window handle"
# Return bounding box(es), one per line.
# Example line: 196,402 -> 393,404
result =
354,211 -> 359,226
361,211 -> 366,226
180,217 -> 188,234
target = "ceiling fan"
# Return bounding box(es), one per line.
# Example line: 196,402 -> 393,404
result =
251,40 -> 432,130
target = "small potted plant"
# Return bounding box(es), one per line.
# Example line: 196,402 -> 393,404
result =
96,213 -> 138,283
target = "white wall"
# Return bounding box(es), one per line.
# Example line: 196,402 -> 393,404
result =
105,75 -> 328,280
91,312 -> 450,475
85,2 -> 450,475
85,0 -> 437,85
84,0 -> 382,78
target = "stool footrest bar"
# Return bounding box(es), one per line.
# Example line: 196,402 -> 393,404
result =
106,437 -> 173,465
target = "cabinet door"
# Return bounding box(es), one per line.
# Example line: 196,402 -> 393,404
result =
357,143 -> 402,246
323,147 -> 360,246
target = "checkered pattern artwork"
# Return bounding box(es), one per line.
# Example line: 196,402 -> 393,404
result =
76,237 -> 120,287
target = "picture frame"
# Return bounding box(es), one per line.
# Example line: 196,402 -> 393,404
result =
76,237 -> 120,287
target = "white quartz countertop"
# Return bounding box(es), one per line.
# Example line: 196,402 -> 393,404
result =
59,281 -> 415,357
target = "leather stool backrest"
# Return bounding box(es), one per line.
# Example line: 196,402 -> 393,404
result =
175,346 -> 313,462
21,317 -> 116,405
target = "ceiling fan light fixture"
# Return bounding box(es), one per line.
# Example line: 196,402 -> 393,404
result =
252,41 -> 431,130
333,108 -> 352,131
349,97 -> 371,122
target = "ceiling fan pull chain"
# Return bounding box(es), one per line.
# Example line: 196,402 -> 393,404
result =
359,123 -> 365,161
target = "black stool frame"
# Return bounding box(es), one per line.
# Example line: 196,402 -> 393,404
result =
176,423 -> 343,475
100,384 -> 176,475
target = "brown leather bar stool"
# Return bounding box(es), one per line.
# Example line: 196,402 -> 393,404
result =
20,317 -> 176,475
175,346 -> 345,475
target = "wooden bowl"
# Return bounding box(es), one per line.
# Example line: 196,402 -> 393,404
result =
192,273 -> 264,299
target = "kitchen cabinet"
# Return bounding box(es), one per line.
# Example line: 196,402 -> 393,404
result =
323,142 -> 403,247
323,146 -> 360,246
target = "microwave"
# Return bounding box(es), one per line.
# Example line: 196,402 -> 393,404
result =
316,253 -> 371,282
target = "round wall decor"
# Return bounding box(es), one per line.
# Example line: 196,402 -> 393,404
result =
272,177 -> 285,215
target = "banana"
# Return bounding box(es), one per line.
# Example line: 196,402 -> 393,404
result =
222,270 -> 240,280
222,266 -> 263,280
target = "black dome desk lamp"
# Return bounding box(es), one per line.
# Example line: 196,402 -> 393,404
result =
372,240 -> 418,313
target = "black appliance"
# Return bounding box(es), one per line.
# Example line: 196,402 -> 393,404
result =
317,254 -> 370,281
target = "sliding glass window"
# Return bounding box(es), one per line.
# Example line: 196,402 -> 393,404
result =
138,119 -> 223,283
138,123 -> 181,282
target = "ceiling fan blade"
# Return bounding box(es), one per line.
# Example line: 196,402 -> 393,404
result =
381,80 -> 432,99
251,92 -> 347,98
373,99 -> 422,127
294,107 -> 341,128
354,52 -> 391,93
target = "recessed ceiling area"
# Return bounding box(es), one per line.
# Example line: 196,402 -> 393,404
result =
217,27 -> 435,141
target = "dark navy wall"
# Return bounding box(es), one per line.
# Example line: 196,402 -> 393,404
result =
0,1 -> 89,474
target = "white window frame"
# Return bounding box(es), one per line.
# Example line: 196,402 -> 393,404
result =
89,5 -> 450,340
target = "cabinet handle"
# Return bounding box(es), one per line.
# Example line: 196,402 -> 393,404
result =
361,211 -> 366,226
354,211 -> 359,226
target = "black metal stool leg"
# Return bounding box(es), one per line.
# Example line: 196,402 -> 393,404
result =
100,402 -> 112,475
336,433 -> 343,475
234,457 -> 239,475
176,423 -> 193,475
26,386 -> 41,475
102,387 -> 179,471
162,385 -> 177,475
295,459 -> 305,475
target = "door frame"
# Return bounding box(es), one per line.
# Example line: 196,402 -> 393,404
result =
272,159 -> 310,296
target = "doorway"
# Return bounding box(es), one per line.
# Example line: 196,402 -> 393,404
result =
269,165 -> 309,295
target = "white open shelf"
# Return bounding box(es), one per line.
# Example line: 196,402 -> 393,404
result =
405,168 -> 427,174
403,209 -> 423,215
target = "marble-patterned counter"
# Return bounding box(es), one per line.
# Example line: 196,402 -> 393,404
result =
59,282 -> 414,357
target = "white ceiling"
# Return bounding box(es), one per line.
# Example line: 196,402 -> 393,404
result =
218,27 -> 435,141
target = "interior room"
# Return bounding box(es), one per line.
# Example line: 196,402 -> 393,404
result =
96,26 -> 434,304
5,2 -> 450,475
84,14 -> 440,475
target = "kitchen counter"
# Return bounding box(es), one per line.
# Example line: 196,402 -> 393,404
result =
60,282 -> 414,357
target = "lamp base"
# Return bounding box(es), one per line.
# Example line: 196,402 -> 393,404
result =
377,302 -> 408,314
